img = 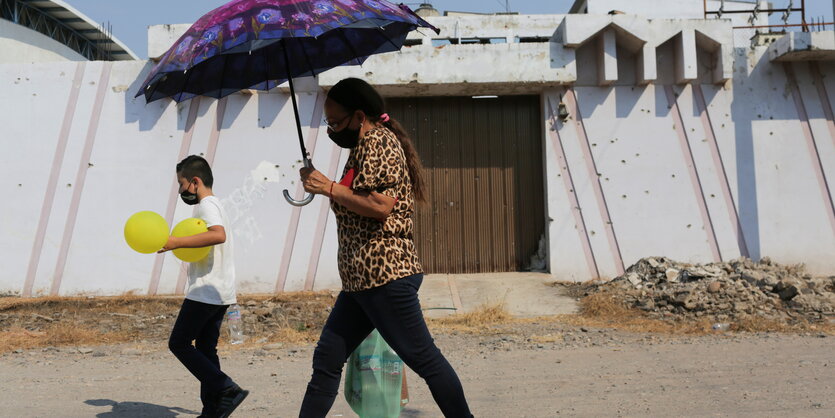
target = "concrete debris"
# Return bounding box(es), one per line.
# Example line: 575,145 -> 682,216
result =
597,257 -> 835,322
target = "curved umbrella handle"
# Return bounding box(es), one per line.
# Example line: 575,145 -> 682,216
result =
283,157 -> 315,207
283,189 -> 314,207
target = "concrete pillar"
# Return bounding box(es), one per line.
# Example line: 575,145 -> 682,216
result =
675,29 -> 697,84
637,44 -> 657,85
598,28 -> 618,86
712,44 -> 733,85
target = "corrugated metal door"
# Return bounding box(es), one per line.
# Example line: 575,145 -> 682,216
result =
387,96 -> 545,274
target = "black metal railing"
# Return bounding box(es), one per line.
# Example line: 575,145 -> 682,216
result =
0,0 -> 121,61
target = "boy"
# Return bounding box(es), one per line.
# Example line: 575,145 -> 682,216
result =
160,155 -> 249,418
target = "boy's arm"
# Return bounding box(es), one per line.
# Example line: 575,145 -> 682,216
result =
159,225 -> 226,252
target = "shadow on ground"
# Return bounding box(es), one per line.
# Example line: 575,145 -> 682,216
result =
85,399 -> 198,417
400,407 -> 427,417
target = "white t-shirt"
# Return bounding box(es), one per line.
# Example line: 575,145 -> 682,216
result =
185,195 -> 237,305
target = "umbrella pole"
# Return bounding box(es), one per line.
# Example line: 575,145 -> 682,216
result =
284,53 -> 308,160
281,39 -> 314,207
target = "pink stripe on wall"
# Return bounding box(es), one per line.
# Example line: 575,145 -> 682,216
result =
784,63 -> 835,238
50,62 -> 113,296
810,62 -> 835,156
276,92 -> 325,293
545,95 -> 600,279
147,97 -> 202,295
692,84 -> 750,258
304,144 -> 345,290
175,97 -> 229,295
205,97 -> 228,165
174,255 -> 188,296
664,85 -> 723,263
564,88 -> 625,276
23,62 -> 86,297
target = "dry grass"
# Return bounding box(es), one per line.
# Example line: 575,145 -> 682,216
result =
0,292 -> 334,314
0,295 -> 182,353
555,291 -> 835,335
0,325 -> 132,353
528,333 -> 562,343
2,290 -> 832,354
731,315 -> 835,334
554,291 -> 714,335
0,293 -> 334,353
0,294 -> 181,316
245,291 -> 335,303
264,327 -> 319,344
427,302 -> 516,334
215,327 -> 319,349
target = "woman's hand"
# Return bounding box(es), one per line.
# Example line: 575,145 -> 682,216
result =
300,166 -> 333,197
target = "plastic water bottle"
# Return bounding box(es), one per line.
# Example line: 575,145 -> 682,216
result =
712,323 -> 730,331
381,344 -> 404,415
227,304 -> 244,344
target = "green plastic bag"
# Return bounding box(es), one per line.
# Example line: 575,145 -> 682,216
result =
344,330 -> 409,418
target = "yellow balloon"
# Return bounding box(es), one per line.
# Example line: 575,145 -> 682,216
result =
172,218 -> 212,262
124,211 -> 169,254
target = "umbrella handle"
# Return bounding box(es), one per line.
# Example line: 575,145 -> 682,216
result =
283,157 -> 315,207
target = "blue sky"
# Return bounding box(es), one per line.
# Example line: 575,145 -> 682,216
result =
63,0 -> 834,58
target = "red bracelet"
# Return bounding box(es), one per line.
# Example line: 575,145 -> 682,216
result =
329,181 -> 336,198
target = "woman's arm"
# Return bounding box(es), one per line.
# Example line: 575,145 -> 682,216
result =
330,182 -> 395,219
159,225 -> 226,252
301,167 -> 395,219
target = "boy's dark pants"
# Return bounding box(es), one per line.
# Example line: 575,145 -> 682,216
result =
169,299 -> 234,411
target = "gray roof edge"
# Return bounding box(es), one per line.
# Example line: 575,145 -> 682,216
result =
27,0 -> 139,60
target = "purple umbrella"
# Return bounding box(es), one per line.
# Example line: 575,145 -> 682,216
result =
137,0 -> 438,206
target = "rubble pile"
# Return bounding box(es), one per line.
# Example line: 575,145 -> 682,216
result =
600,257 -> 835,322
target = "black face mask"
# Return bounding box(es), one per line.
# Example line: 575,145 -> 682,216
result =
328,125 -> 360,149
180,182 -> 199,205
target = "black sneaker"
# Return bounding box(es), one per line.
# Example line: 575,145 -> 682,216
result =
198,404 -> 216,418
215,384 -> 249,418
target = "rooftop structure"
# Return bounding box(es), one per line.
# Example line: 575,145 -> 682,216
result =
0,0 -> 138,61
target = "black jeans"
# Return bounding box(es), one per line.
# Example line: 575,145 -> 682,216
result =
169,299 -> 234,412
299,274 -> 473,417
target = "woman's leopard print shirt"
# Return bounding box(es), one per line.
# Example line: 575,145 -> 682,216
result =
331,126 -> 424,291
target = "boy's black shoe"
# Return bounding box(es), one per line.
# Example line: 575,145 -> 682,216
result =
198,404 -> 216,418
198,399 -> 218,418
215,384 -> 249,418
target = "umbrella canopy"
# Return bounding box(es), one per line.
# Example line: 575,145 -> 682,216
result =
137,0 -> 438,103
137,0 -> 437,206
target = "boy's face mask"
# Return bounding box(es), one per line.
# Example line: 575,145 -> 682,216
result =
179,180 -> 199,205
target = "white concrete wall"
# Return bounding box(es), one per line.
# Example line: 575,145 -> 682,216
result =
586,0 -> 704,18
585,0 -> 767,24
0,60 -> 346,296
147,24 -> 193,60
542,51 -> 835,281
1,14 -> 834,296
0,19 -> 86,63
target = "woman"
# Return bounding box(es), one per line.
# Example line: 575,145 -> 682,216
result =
298,78 -> 473,417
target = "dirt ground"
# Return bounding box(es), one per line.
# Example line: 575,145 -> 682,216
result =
1,330 -> 832,417
1,279 -> 833,417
